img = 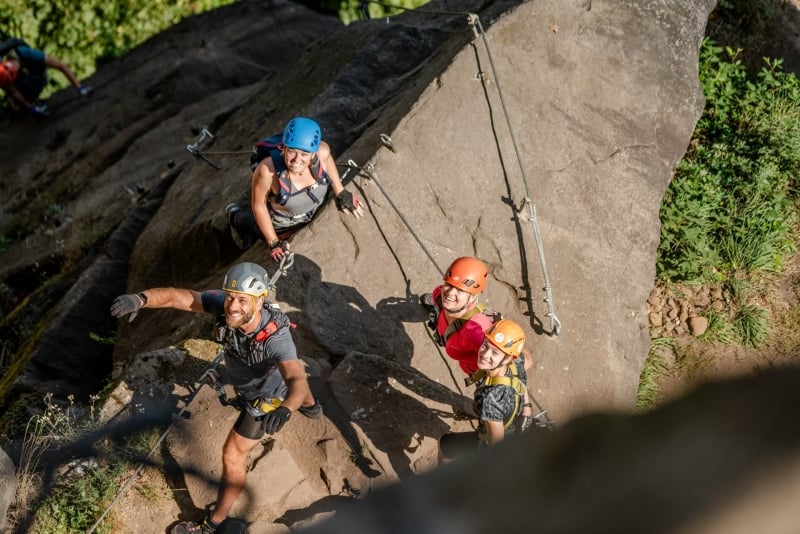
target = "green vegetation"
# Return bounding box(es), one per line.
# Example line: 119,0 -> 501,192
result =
7,394 -> 167,533
89,331 -> 116,346
639,5 -> 800,408
1,0 -> 431,98
294,0 -> 431,25
657,40 -> 800,284
636,337 -> 673,413
0,0 -> 236,96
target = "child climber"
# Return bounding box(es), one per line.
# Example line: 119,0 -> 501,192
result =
439,319 -> 535,461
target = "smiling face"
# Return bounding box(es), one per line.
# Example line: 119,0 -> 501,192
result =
283,147 -> 313,174
477,339 -> 512,370
223,291 -> 260,330
440,283 -> 477,316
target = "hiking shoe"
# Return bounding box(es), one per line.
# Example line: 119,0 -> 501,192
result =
172,519 -> 217,534
226,203 -> 241,226
298,400 -> 323,419
226,203 -> 256,250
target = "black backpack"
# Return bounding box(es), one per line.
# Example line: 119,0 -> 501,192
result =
0,37 -> 28,58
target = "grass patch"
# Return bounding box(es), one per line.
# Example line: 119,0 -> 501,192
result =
698,308 -> 738,345
636,338 -> 675,413
733,304 -> 770,347
6,393 -> 166,533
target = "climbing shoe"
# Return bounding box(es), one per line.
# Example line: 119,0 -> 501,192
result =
298,399 -> 323,419
172,519 -> 217,534
78,85 -> 94,97
226,203 -> 256,250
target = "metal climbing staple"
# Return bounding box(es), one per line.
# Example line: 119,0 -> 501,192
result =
186,128 -> 222,170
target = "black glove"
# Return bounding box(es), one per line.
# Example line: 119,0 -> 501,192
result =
110,294 -> 144,322
335,190 -> 357,212
261,406 -> 291,434
269,239 -> 290,262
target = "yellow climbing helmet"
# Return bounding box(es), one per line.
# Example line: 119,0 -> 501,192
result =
485,319 -> 526,358
443,256 -> 488,295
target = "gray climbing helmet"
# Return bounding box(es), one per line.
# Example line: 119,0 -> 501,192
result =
222,262 -> 269,297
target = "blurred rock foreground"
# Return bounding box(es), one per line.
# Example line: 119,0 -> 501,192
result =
7,0 -> 800,532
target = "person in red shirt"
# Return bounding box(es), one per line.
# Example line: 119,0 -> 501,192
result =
425,257 -> 495,375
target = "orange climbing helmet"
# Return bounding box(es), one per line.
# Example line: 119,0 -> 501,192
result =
443,256 -> 488,295
485,319 -> 526,358
0,60 -> 19,89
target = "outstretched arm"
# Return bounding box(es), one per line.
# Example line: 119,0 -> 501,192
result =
110,287 -> 203,321
43,55 -> 80,89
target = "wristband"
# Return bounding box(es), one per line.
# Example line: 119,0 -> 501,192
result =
137,292 -> 148,306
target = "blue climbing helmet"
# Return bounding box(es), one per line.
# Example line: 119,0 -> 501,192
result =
282,117 -> 321,153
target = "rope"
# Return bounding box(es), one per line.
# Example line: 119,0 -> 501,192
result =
87,351 -> 225,533
467,14 -> 562,336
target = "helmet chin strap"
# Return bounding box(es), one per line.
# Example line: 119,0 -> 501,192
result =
236,296 -> 262,332
444,294 -> 478,316
487,357 -> 512,372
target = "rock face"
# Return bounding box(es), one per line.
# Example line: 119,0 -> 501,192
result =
0,0 -> 718,529
0,446 -> 16,533
300,364 -> 800,534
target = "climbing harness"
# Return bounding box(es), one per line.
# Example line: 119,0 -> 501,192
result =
432,302 -> 497,347
471,364 -> 526,434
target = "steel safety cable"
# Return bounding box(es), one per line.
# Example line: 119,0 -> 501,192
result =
468,14 -> 562,336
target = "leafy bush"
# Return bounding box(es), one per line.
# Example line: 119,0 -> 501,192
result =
0,0 -> 236,96
657,39 -> 800,283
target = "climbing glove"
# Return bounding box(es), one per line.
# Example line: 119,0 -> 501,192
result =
28,103 -> 50,118
269,239 -> 290,262
335,190 -> 360,213
111,293 -> 145,322
261,406 -> 291,434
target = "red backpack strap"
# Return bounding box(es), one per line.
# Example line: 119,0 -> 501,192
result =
255,320 -> 279,342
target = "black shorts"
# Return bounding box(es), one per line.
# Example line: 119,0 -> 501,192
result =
233,409 -> 266,440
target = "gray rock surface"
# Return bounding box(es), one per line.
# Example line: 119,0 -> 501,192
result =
301,365 -> 800,534
0,446 -> 16,534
